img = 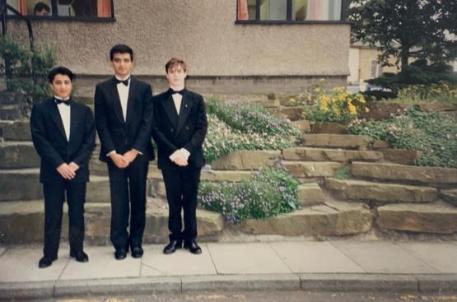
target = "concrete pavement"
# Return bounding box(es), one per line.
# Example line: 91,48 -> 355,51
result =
1,240 -> 457,299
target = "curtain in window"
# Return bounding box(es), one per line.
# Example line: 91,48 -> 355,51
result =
238,0 -> 249,20
17,0 -> 28,15
306,0 -> 321,20
307,0 -> 341,20
97,0 -> 111,17
328,0 -> 342,20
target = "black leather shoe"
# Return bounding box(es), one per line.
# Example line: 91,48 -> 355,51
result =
163,240 -> 182,254
131,246 -> 144,258
70,250 -> 89,263
184,240 -> 202,255
114,248 -> 127,260
38,256 -> 56,268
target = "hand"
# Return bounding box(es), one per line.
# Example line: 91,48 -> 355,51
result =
68,162 -> 80,172
110,153 -> 129,169
173,156 -> 188,166
56,163 -> 76,180
169,150 -> 188,167
123,149 -> 139,163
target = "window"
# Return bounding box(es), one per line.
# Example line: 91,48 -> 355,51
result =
7,0 -> 113,19
237,0 -> 347,23
370,60 -> 381,78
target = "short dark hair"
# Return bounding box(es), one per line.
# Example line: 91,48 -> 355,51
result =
34,2 -> 50,14
48,66 -> 75,83
165,57 -> 187,73
110,44 -> 134,61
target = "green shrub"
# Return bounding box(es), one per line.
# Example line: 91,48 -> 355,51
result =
199,168 -> 300,223
0,36 -> 56,113
204,100 -> 300,163
348,108 -> 457,168
207,98 -> 299,137
395,82 -> 457,104
368,61 -> 457,93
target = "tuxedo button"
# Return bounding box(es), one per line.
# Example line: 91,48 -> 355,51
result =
185,126 -> 189,130
170,128 -> 174,132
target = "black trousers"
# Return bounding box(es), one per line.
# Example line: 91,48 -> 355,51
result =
107,155 -> 149,250
161,167 -> 201,242
42,181 -> 86,259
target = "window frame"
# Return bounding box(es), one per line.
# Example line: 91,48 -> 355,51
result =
6,0 -> 115,22
235,0 -> 350,25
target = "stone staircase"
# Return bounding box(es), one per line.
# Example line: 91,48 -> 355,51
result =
1,91 -> 457,245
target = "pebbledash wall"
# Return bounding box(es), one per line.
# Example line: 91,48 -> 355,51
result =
8,0 -> 350,96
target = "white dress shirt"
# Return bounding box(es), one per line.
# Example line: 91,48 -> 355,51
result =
115,75 -> 130,122
168,87 -> 190,161
55,96 -> 71,141
171,93 -> 182,115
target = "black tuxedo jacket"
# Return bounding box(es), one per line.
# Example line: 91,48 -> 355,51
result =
30,98 -> 96,183
94,76 -> 154,162
151,89 -> 207,170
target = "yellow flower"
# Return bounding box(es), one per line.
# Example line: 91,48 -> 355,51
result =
348,102 -> 357,115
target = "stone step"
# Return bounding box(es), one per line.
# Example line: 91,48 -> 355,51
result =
297,183 -> 326,206
149,168 -> 255,183
0,104 -> 23,120
0,91 -> 20,105
325,178 -> 438,204
377,202 -> 457,234
279,106 -> 303,121
300,134 -> 373,150
441,189 -> 457,207
148,169 -> 256,198
282,147 -> 383,163
210,150 -> 281,170
240,201 -> 372,236
0,201 -> 224,245
351,162 -> 457,187
0,169 -> 110,202
0,121 -> 31,141
0,142 -> 39,169
281,161 -> 342,178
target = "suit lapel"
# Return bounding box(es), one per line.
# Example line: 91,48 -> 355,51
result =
48,99 -> 68,142
68,102 -> 79,146
110,77 -> 126,125
125,77 -> 137,125
176,92 -> 192,136
161,92 -> 179,127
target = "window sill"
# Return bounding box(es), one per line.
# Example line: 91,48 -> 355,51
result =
235,20 -> 350,25
7,15 -> 116,23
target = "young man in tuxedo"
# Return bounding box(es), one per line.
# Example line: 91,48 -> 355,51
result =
30,66 -> 96,268
94,44 -> 154,260
151,58 -> 208,255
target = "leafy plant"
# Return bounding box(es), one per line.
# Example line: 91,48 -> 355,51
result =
0,36 -> 56,115
199,167 -> 300,223
348,108 -> 457,168
207,98 -> 299,137
303,86 -> 369,123
204,100 -> 300,162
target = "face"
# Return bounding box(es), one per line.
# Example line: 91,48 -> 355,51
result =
111,52 -> 133,78
166,64 -> 187,88
35,9 -> 49,16
50,74 -> 72,99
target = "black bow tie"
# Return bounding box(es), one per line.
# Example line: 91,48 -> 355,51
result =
169,88 -> 184,95
115,78 -> 129,86
55,98 -> 71,106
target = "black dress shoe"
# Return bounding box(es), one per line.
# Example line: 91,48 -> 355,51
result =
70,250 -> 89,263
38,256 -> 56,268
184,240 -> 202,255
163,240 -> 182,254
131,246 -> 144,258
114,248 -> 127,260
